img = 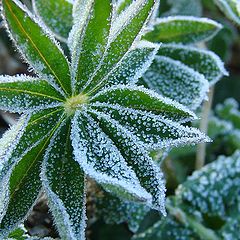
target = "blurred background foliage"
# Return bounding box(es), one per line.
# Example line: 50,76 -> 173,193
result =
1,0 -> 240,239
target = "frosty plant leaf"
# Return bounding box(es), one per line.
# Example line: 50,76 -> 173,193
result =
32,0 -> 73,42
133,151 -> 240,240
0,0 -> 210,239
144,16 -> 223,44
214,0 -> 240,25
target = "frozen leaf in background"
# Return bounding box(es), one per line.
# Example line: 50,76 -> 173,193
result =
163,0 -> 202,17
157,44 -> 228,85
97,192 -> 149,233
216,98 -> 240,129
143,56 -> 209,110
143,16 -> 222,44
214,0 -> 240,25
133,151 -> 240,240
32,0 -> 73,41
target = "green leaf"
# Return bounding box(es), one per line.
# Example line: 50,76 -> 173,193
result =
41,120 -> 86,240
105,41 -> 159,87
71,111 -> 152,203
214,0 -> 240,25
117,0 -> 133,13
91,113 -> 166,213
142,56 -> 209,110
91,85 -> 197,122
89,104 -> 209,150
83,0 -> 158,93
97,191 -> 149,233
163,0 -> 203,17
0,109 -> 64,236
32,0 -> 73,41
0,76 -> 64,113
2,0 -> 72,95
143,16 -> 222,44
157,44 -> 228,85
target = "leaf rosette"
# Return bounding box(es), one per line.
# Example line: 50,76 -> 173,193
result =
0,0 -> 209,239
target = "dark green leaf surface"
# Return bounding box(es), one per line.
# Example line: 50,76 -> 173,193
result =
0,113 -> 64,236
72,0 -> 112,93
143,16 -> 222,44
2,0 -> 72,95
42,120 -> 86,240
83,0 -> 157,93
33,0 -> 73,40
142,56 -> 209,109
91,85 -> 197,122
0,76 -> 64,112
157,44 -> 228,85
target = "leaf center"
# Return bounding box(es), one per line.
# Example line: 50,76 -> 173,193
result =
64,94 -> 89,116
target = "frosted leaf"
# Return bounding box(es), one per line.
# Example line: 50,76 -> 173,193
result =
71,111 -> 152,203
176,150 -> 240,220
88,105 -> 210,150
0,109 -> 65,236
214,0 -> 240,25
143,16 -> 222,44
157,44 -> 228,85
0,76 -> 64,113
220,216 -> 240,240
97,192 -> 150,233
42,120 -> 86,240
82,0 -> 158,93
163,0 -> 202,17
143,56 -> 209,110
105,41 -> 160,87
91,85 -> 197,122
32,0 -> 73,42
88,111 -> 166,213
1,0 -> 72,95
71,0 -> 112,93
132,215 -> 198,240
216,98 -> 240,129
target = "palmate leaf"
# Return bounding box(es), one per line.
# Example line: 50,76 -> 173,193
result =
143,16 -> 222,44
1,0 -> 72,96
0,0 -> 211,238
32,0 -> 73,41
214,0 -> 240,25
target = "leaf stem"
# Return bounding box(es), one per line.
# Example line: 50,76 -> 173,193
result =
195,86 -> 214,170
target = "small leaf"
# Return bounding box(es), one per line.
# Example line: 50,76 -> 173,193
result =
32,0 -> 73,41
89,104 -> 209,150
214,0 -> 240,25
157,43 -> 228,85
91,113 -> 166,213
70,0 -> 112,93
97,191 -> 149,233
105,41 -> 159,87
71,111 -> 152,203
83,0 -> 158,93
142,56 -> 209,109
42,120 -> 86,240
0,76 -> 64,113
0,110 -> 64,236
143,16 -> 222,44
91,85 -> 197,122
2,0 -> 72,95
